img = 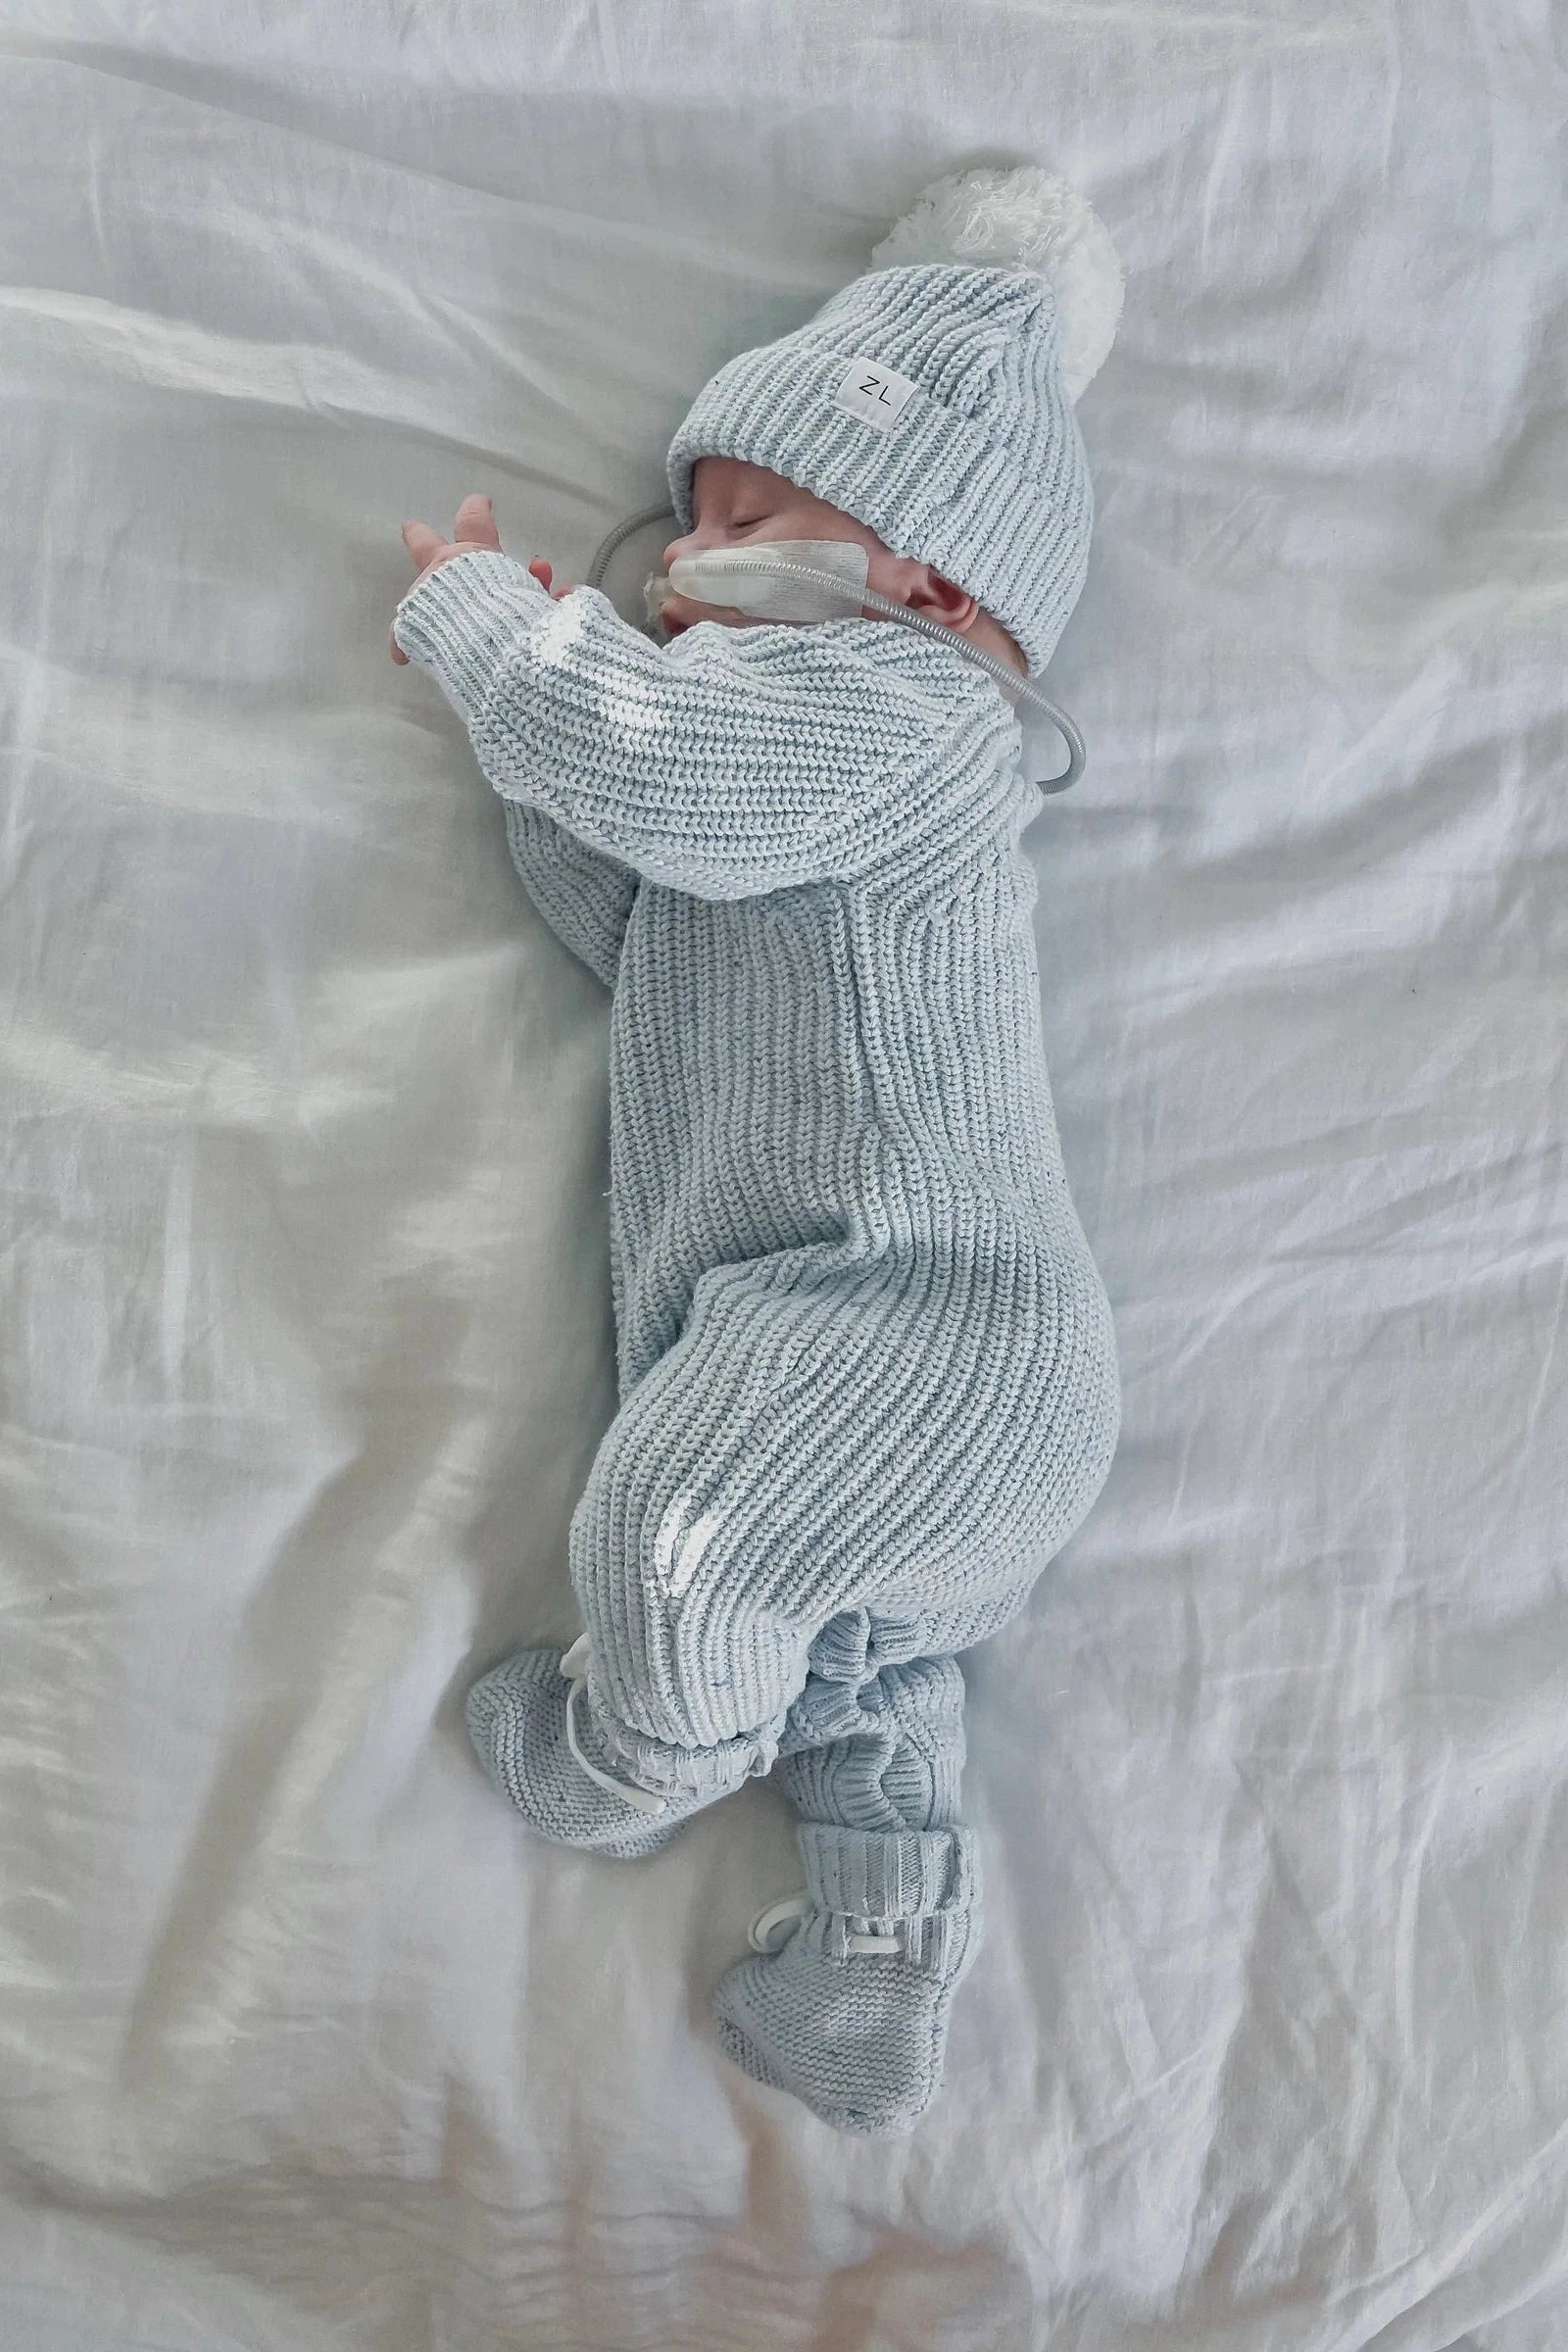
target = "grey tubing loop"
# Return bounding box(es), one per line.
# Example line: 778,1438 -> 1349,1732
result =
585,506 -> 1086,796
586,502 -> 677,592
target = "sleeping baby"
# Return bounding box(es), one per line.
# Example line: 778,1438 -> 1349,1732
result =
390,165 -> 1126,2135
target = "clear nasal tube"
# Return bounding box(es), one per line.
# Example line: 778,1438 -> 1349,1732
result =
641,542 -> 1085,794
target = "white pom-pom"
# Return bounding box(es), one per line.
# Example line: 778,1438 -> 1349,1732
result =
870,164 -> 1124,402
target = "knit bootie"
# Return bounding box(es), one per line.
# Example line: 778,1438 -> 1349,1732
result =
711,1823 -> 981,2134
466,1639 -> 705,1861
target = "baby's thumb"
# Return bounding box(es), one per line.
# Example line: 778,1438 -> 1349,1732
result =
454,492 -> 503,549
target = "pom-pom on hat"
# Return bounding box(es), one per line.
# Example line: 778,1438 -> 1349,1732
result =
665,165 -> 1125,676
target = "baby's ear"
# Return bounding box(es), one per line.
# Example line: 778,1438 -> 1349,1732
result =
904,566 -> 978,628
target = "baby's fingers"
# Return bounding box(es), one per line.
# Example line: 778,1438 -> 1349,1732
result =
454,493 -> 503,549
402,518 -> 447,573
528,556 -> 576,602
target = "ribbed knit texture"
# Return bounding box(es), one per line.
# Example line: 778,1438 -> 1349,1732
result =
775,1651 -> 966,1836
395,544 -> 1119,2130
498,800 -> 637,991
665,263 -> 1093,677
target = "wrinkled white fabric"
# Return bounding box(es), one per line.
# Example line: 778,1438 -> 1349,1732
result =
0,4 -> 1564,2349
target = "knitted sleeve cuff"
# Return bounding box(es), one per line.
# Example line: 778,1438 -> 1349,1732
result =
392,548 -> 551,725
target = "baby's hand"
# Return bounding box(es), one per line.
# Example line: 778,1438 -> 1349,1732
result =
392,492 -> 502,664
391,495 -> 576,664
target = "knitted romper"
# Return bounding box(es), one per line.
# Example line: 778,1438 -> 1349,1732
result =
393,543 -> 1121,2127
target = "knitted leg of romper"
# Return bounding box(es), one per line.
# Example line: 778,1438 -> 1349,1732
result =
711,1649 -> 981,2134
464,1311 -> 808,1861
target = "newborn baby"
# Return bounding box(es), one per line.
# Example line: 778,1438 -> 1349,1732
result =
391,165 -> 1125,2135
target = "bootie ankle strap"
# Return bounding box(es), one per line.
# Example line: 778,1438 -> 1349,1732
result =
560,1636 -> 667,1819
748,1892 -> 901,1958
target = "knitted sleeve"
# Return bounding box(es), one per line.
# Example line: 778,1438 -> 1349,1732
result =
499,801 -> 638,990
392,547 -> 981,901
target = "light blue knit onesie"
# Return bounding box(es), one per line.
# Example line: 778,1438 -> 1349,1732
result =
394,543 -> 1121,2129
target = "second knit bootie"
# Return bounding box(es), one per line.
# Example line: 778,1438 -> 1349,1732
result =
466,1639 -> 706,1861
710,1823 -> 982,2134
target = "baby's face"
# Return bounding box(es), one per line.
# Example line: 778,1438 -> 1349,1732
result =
661,456 -> 1024,674
660,458 -> 898,636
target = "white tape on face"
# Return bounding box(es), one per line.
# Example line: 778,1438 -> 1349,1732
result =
659,539 -> 872,623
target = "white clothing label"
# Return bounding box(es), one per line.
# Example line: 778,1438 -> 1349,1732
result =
831,356 -> 918,431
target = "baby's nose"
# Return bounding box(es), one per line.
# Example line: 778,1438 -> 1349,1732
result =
663,525 -> 727,568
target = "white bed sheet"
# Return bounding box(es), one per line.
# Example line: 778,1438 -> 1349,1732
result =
1,4 -> 1565,2347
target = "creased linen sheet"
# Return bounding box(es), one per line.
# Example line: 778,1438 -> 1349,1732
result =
1,4 -> 1565,2348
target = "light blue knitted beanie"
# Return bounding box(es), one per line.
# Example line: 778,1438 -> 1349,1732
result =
665,165 -> 1125,676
